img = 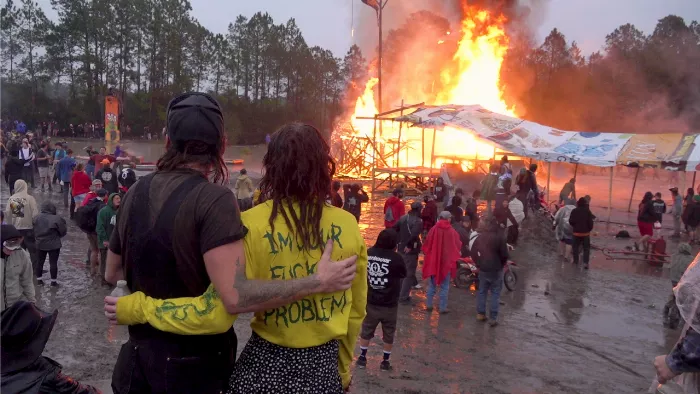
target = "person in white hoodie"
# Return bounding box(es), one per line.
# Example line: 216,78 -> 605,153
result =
5,180 -> 39,270
234,168 -> 254,211
507,196 -> 525,246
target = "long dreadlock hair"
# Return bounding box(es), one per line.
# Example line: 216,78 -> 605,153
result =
156,137 -> 229,185
258,123 -> 335,253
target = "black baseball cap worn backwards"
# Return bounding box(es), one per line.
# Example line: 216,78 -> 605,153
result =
166,92 -> 224,148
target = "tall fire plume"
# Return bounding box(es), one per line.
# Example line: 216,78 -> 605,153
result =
336,2 -> 518,177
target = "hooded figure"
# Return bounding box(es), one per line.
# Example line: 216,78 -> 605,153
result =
670,243 -> 693,285
33,202 -> 67,252
234,169 -> 254,212
95,159 -> 118,194
0,225 -> 35,311
383,188 -> 405,228
118,167 -> 137,193
422,211 -> 462,312
422,212 -> 461,284
480,165 -> 499,203
97,193 -> 120,280
421,194 -> 438,232
393,201 -> 423,303
357,228 -> 406,370
343,184 -> 369,222
4,153 -> 27,194
0,301 -> 100,393
654,256 -> 700,390
97,193 -> 120,248
5,180 -> 39,231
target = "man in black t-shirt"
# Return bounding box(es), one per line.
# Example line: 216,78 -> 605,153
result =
357,229 -> 406,372
36,142 -> 51,192
103,92 -> 358,394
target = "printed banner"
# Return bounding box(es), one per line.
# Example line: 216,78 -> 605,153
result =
105,95 -> 120,142
617,134 -> 698,170
394,105 -> 634,167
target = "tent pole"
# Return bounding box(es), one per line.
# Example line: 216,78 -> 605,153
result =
421,128 -> 425,168
573,163 -> 579,180
693,171 -> 697,191
372,117 -> 377,193
607,166 -> 614,224
546,162 -> 551,204
628,167 -> 640,213
395,99 -> 403,168
429,128 -> 436,179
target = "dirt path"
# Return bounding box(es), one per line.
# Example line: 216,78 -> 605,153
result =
4,186 -> 681,393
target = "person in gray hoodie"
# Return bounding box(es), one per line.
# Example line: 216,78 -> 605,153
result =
1,224 -> 36,311
32,202 -> 67,286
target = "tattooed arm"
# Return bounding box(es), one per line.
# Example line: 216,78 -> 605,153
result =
204,239 -> 357,314
107,239 -> 358,334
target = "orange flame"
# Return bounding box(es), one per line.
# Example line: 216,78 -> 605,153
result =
351,77 -> 379,136
436,7 -> 513,116
340,5 -> 515,176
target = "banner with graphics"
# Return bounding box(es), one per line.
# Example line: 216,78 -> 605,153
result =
394,105 -> 697,170
105,95 -> 120,142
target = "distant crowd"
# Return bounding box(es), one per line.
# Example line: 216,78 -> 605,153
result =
1,119 -> 166,140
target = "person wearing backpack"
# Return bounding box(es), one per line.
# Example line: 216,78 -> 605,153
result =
74,189 -> 107,276
383,188 -> 405,228
393,201 -> 424,304
96,193 -> 120,281
32,201 -> 67,286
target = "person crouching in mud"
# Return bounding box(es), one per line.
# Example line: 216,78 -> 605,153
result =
105,120 -> 366,393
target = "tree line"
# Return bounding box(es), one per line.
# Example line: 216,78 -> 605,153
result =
0,0 -> 359,143
1,0 -> 698,144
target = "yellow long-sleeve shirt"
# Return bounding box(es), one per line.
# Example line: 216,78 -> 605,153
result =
116,200 -> 368,388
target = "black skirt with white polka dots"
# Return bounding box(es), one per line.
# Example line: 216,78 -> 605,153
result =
227,332 -> 343,394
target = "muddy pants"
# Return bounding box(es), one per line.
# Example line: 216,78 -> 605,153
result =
673,214 -> 681,236
37,249 -> 60,280
100,248 -> 108,280
112,329 -> 236,394
399,253 -> 419,302
19,229 -> 38,272
572,235 -> 590,265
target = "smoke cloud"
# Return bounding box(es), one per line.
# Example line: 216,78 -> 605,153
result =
352,0 -> 550,56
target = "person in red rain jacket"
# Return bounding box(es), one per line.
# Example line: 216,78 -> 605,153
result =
422,211 -> 462,313
421,194 -> 438,234
383,188 -> 405,228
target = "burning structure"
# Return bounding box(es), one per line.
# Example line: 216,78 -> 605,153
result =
333,1 -> 522,187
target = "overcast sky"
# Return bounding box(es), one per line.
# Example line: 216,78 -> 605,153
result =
38,0 -> 700,57
185,0 -> 699,57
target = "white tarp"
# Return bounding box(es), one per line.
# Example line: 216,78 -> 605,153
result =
395,105 -> 698,170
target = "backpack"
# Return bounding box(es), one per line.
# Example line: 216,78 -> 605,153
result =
74,199 -> 105,232
384,205 -> 395,222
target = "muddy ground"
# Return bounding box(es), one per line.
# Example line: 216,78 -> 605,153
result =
1,148 -> 687,393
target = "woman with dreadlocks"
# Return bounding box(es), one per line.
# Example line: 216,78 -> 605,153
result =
107,122 -> 368,393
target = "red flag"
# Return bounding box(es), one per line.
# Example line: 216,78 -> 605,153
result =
361,0 -> 379,11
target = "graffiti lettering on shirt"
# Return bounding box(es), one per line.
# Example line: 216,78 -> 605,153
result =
155,285 -> 220,321
261,290 -> 348,328
262,223 -> 344,254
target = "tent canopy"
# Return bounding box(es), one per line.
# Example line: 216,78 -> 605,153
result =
394,105 -> 699,171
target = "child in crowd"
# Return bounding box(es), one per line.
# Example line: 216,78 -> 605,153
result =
357,229 -> 406,371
